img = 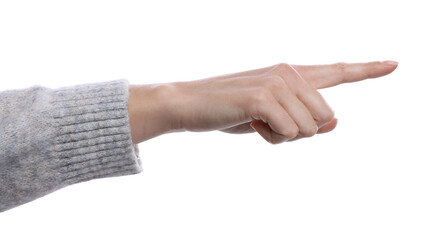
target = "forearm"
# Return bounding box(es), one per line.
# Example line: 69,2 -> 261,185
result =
128,83 -> 184,144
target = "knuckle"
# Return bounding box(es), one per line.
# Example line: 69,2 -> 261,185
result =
318,109 -> 335,123
263,75 -> 284,90
335,62 -> 348,82
254,87 -> 270,102
335,62 -> 347,72
301,125 -> 318,137
270,63 -> 291,75
248,87 -> 271,108
285,127 -> 299,139
275,62 -> 291,71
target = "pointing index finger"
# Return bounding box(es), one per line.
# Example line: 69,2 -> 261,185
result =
293,61 -> 398,89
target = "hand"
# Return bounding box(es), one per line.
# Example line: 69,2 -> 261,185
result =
128,61 -> 398,144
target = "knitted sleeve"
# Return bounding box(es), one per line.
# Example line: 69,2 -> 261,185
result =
0,79 -> 142,212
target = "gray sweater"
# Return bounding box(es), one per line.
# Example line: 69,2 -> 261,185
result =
0,79 -> 142,212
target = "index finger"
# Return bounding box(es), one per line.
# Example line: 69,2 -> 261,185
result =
292,61 -> 398,89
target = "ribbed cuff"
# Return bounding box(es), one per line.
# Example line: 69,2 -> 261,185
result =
49,79 -> 142,186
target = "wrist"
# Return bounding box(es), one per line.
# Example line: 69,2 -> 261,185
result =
128,82 -> 184,144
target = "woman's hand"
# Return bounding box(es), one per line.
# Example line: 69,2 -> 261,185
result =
128,61 -> 398,144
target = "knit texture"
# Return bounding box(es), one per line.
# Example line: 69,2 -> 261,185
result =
0,79 -> 142,212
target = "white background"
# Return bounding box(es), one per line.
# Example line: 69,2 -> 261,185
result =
0,0 -> 424,239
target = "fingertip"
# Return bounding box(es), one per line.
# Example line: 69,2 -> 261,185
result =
317,118 -> 338,134
363,60 -> 398,79
380,60 -> 399,73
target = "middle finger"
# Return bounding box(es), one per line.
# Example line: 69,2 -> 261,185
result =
274,64 -> 335,128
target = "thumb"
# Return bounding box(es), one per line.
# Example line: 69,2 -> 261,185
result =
250,120 -> 289,144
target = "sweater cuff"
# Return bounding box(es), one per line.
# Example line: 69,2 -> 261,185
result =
49,79 -> 142,186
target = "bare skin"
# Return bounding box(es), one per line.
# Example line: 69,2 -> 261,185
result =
128,61 -> 398,144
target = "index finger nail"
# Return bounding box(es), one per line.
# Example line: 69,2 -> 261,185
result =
381,60 -> 399,66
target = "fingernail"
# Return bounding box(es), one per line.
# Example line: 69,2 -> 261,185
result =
381,60 -> 399,66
